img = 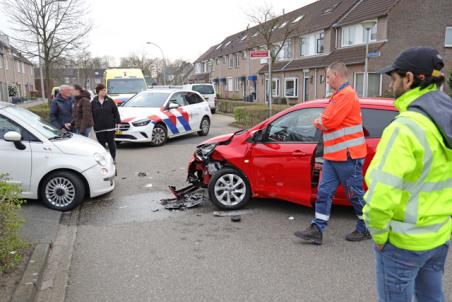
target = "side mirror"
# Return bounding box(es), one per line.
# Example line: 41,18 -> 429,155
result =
252,129 -> 264,143
4,131 -> 22,142
4,131 -> 26,150
168,102 -> 180,109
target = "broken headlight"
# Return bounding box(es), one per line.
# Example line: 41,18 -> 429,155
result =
196,143 -> 216,160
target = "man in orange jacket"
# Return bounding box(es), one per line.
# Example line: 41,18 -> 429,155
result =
295,61 -> 370,245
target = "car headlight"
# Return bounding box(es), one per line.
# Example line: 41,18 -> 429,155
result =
132,119 -> 151,127
94,153 -> 107,166
196,143 -> 216,160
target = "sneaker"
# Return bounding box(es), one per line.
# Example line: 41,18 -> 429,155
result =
294,225 -> 323,245
345,230 -> 372,242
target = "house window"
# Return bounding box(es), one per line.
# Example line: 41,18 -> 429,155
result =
17,61 -> 21,73
265,78 -> 280,97
354,72 -> 382,97
228,54 -> 234,68
235,53 -> 240,68
5,57 -> 8,70
445,27 -> 452,47
292,15 -> 304,23
284,78 -> 298,98
277,39 -> 293,60
0,56 -> 3,69
195,63 -> 202,74
341,23 -> 377,47
233,78 -> 240,91
227,77 -> 233,92
301,31 -> 324,56
252,32 -> 259,37
240,35 -> 248,41
21,62 -> 24,73
216,58 -> 219,65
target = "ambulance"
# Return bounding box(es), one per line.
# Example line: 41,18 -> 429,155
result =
103,68 -> 147,105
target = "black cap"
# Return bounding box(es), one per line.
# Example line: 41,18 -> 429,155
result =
378,47 -> 444,77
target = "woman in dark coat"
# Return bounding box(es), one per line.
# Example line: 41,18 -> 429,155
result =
72,84 -> 93,137
92,83 -> 121,161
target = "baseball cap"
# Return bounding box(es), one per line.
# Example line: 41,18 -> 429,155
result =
378,47 -> 444,77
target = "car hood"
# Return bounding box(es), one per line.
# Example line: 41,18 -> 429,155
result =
199,132 -> 237,145
52,134 -> 106,156
118,107 -> 162,123
111,94 -> 134,103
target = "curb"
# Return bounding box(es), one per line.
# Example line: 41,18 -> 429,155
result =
10,243 -> 51,302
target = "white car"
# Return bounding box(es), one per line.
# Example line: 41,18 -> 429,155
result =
0,102 -> 116,211
182,83 -> 216,114
116,89 -> 212,146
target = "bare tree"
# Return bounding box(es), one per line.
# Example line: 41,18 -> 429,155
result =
248,5 -> 297,113
4,0 -> 91,98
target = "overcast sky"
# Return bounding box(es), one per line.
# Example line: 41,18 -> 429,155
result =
0,0 -> 317,63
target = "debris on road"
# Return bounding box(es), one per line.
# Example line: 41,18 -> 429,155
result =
145,184 -> 153,188
231,215 -> 241,222
160,185 -> 207,210
137,172 -> 147,177
213,210 -> 253,217
288,216 -> 295,221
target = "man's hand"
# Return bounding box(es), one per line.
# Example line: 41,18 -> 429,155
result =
64,123 -> 72,129
375,244 -> 385,251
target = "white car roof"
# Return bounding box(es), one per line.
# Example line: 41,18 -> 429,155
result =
0,102 -> 14,109
144,88 -> 201,94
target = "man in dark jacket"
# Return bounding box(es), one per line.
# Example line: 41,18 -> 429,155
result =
50,85 -> 74,131
92,84 -> 121,161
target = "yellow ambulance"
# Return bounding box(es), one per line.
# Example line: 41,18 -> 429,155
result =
103,68 -> 147,105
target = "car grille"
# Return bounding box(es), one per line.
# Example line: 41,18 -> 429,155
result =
118,123 -> 130,131
115,134 -> 136,140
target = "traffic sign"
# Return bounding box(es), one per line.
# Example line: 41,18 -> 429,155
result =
250,50 -> 270,59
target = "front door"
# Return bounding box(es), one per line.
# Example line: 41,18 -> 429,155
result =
250,108 -> 323,205
184,92 -> 206,131
165,92 -> 191,136
0,114 -> 32,192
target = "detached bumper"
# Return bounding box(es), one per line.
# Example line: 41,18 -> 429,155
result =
83,162 -> 116,198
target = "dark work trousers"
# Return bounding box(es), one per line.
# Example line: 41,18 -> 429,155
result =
95,131 -> 117,160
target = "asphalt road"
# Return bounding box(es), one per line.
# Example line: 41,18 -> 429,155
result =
61,114 -> 452,302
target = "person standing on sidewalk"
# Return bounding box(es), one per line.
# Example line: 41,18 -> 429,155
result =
49,85 -> 74,132
92,83 -> 121,161
295,61 -> 369,245
364,47 -> 451,302
71,84 -> 93,137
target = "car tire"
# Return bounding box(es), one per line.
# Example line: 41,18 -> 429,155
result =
208,168 -> 251,210
40,171 -> 85,211
150,124 -> 167,147
197,116 -> 210,136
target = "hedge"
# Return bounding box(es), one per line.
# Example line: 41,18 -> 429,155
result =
0,175 -> 26,272
234,104 -> 291,128
216,99 -> 256,114
28,103 -> 50,121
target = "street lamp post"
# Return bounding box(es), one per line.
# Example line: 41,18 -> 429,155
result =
37,40 -> 45,100
146,41 -> 167,85
361,20 -> 377,98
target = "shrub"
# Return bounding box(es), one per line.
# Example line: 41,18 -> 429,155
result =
234,104 -> 291,128
0,175 -> 27,273
216,100 -> 256,114
28,103 -> 50,121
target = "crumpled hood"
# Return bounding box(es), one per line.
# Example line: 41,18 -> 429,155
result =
409,90 -> 452,148
53,134 -> 106,156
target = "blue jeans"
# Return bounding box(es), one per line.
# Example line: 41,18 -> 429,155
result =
76,127 -> 92,137
375,242 -> 449,302
312,157 -> 366,233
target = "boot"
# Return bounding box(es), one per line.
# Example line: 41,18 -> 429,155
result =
345,230 -> 371,242
294,224 -> 322,245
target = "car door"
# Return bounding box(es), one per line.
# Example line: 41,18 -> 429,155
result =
0,114 -> 32,192
165,92 -> 191,135
250,108 -> 323,206
183,92 -> 206,131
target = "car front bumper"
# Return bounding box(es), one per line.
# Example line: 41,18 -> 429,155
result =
114,123 -> 154,143
83,161 -> 116,198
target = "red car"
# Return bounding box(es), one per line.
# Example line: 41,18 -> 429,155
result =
187,98 -> 397,210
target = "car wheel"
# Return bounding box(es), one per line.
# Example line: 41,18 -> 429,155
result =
40,171 -> 85,211
150,124 -> 167,147
208,168 -> 251,210
197,116 -> 210,136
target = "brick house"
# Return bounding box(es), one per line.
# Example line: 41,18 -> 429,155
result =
192,0 -> 452,103
0,34 -> 35,102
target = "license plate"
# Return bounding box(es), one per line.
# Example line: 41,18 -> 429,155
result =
115,130 -> 122,135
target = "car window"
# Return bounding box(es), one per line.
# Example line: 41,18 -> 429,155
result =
170,93 -> 189,107
192,85 -> 215,95
267,108 -> 323,143
0,114 -> 38,142
185,92 -> 204,105
122,92 -> 170,108
362,109 -> 397,138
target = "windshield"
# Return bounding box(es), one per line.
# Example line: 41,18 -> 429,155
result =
107,79 -> 146,95
4,106 -> 63,139
192,85 -> 214,95
122,91 -> 170,108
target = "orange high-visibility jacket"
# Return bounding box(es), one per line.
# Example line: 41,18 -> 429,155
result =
317,84 -> 367,161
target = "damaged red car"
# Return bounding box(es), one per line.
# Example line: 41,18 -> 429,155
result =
187,99 -> 397,210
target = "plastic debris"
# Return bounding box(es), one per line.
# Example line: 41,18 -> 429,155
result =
137,172 -> 147,177
213,210 -> 253,217
161,185 -> 207,210
145,184 -> 153,188
231,215 -> 241,222
288,216 -> 295,221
